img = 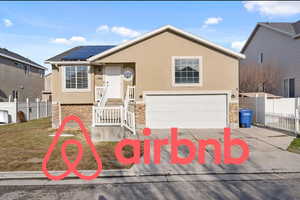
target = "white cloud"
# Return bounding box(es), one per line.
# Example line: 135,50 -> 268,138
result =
70,36 -> 86,43
96,25 -> 109,32
111,26 -> 141,38
231,40 -> 246,51
51,36 -> 86,45
3,19 -> 13,27
202,17 -> 223,28
204,17 -> 223,25
96,25 -> 141,38
244,1 -> 300,16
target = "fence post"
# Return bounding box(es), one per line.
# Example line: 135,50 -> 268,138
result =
295,98 -> 300,137
14,98 -> 18,123
26,98 -> 30,121
255,93 -> 258,124
45,100 -> 48,117
36,98 -> 40,119
8,95 -> 12,103
263,93 -> 267,125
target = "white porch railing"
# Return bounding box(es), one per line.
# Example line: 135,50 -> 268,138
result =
93,106 -> 123,126
93,106 -> 136,134
95,84 -> 108,106
124,109 -> 136,134
127,86 -> 135,101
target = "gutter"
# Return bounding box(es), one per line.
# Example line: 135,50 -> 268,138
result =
44,61 -> 91,65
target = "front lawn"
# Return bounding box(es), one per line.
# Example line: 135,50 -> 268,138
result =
287,138 -> 300,154
0,118 -> 134,171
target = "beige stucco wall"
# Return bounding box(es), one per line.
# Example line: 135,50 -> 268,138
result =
94,31 -> 239,102
52,30 -> 239,104
51,64 -> 95,104
44,73 -> 52,92
241,26 -> 300,97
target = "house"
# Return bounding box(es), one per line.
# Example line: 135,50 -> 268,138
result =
42,73 -> 52,101
45,25 -> 245,132
240,21 -> 300,98
0,47 -> 46,102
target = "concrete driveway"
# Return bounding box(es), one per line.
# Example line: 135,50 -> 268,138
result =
130,127 -> 300,175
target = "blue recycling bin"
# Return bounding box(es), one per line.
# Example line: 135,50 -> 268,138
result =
239,109 -> 253,128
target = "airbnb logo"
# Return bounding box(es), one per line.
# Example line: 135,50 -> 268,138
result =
42,116 -> 250,181
42,115 -> 102,181
115,128 -> 250,165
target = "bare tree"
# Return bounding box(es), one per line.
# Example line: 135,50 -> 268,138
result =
240,64 -> 280,94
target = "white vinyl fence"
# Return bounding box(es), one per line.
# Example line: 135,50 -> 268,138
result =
0,98 -> 51,123
240,94 -> 300,135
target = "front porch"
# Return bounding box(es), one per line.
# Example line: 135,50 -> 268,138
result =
93,83 -> 136,135
91,63 -> 137,134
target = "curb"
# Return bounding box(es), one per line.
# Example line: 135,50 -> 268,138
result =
1,168 -> 300,180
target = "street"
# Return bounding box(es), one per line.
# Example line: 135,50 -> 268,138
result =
1,173 -> 300,200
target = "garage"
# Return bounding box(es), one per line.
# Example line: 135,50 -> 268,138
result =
145,94 -> 228,129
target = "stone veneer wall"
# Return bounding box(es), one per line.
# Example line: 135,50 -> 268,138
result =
51,102 -> 60,128
229,102 -> 239,128
135,103 -> 145,129
59,104 -> 93,129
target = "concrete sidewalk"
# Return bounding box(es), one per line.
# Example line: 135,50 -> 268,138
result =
130,127 -> 300,175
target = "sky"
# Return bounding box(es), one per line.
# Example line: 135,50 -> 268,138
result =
1,1 -> 300,73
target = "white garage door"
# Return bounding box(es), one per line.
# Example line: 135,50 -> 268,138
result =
145,94 -> 227,129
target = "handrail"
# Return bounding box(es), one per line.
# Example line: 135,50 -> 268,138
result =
95,82 -> 108,106
124,85 -> 135,110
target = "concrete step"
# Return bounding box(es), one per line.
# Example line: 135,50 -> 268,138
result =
90,126 -> 136,142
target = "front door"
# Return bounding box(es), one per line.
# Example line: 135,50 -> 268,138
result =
105,66 -> 122,98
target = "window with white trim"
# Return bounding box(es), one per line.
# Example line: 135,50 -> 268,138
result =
283,78 -> 295,98
173,57 -> 201,85
65,66 -> 89,89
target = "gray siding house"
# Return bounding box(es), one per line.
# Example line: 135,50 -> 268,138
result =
240,21 -> 300,97
0,48 -> 46,102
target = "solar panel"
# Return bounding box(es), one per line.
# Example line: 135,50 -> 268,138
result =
62,45 -> 115,61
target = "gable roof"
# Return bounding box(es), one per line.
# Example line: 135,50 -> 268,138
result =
0,48 -> 46,70
88,25 -> 245,61
242,21 -> 300,53
45,25 -> 245,65
45,45 -> 116,62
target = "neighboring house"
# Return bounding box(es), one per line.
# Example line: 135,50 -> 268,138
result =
240,21 -> 300,98
0,47 -> 46,102
42,73 -> 52,101
45,25 -> 244,131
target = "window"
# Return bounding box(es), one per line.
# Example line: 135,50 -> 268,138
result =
258,52 -> 263,64
64,66 -> 89,90
12,90 -> 18,99
283,78 -> 295,98
173,57 -> 202,86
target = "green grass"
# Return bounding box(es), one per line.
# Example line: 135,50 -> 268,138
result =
0,118 -> 135,171
287,138 -> 300,154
